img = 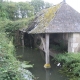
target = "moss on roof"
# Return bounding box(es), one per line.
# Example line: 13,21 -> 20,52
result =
29,2 -> 80,34
44,4 -> 61,24
29,3 -> 61,33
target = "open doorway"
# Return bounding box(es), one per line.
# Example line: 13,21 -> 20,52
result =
50,33 -> 68,53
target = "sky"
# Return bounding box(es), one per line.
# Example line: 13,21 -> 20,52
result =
8,0 -> 80,13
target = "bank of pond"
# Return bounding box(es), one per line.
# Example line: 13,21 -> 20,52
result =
0,32 -> 34,80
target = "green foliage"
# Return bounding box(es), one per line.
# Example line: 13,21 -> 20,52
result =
54,53 -> 80,80
6,1 -> 34,20
31,0 -> 44,13
0,2 -> 7,20
6,2 -> 18,20
0,32 -> 34,80
0,16 -> 34,38
44,2 -> 53,8
0,8 -> 35,79
0,0 -> 52,20
0,0 -> 53,79
0,0 -> 3,2
0,1 -> 34,20
18,2 -> 34,18
50,41 -> 67,52
31,0 -> 53,13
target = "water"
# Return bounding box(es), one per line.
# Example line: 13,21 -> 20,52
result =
16,47 -> 67,80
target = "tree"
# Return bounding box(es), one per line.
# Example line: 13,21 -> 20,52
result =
0,1 -> 7,20
31,0 -> 44,13
0,0 -> 3,2
18,2 -> 34,18
6,2 -> 18,20
44,2 -> 53,8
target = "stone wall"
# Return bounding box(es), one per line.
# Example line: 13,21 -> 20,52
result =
68,33 -> 80,53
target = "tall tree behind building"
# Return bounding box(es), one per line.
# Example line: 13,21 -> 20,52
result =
18,2 -> 34,18
31,0 -> 44,13
31,0 -> 53,13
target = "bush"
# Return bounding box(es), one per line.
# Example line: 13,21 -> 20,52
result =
53,53 -> 80,80
0,32 -> 34,80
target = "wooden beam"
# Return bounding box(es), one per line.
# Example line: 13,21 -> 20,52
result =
44,34 -> 51,68
40,37 -> 46,51
21,32 -> 24,47
45,33 -> 49,64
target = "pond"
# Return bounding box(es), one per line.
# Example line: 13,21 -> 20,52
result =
16,47 -> 68,80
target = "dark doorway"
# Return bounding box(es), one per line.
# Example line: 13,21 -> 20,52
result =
24,33 -> 34,48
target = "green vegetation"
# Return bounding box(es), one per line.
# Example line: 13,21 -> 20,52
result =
0,1 -> 34,20
53,53 -> 80,80
0,0 -> 52,21
50,41 -> 67,52
44,4 -> 60,23
31,0 -> 44,13
0,0 -> 80,80
0,32 -> 34,80
0,0 -> 53,79
0,0 -> 37,80
4,17 -> 34,33
31,0 -> 53,13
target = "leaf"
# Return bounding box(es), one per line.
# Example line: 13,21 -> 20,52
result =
21,63 -> 33,68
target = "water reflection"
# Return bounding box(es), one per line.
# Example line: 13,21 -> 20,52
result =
16,47 -> 68,80
22,47 -> 24,53
45,69 -> 50,80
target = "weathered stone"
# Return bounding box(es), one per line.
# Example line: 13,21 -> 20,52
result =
73,33 -> 80,38
68,33 -> 80,53
72,48 -> 74,52
71,43 -> 78,48
68,47 -> 72,52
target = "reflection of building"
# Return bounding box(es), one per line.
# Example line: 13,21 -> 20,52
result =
46,69 -> 50,80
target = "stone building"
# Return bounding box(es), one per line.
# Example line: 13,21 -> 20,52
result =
25,0 -> 80,68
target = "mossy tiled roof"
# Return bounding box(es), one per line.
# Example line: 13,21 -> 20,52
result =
29,3 -> 61,33
29,2 -> 80,34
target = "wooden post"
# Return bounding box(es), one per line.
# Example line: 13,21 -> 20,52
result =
45,34 -> 49,64
44,34 -> 51,68
21,32 -> 24,47
40,37 -> 46,51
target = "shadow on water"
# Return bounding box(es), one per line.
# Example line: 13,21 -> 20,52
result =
16,47 -> 68,80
